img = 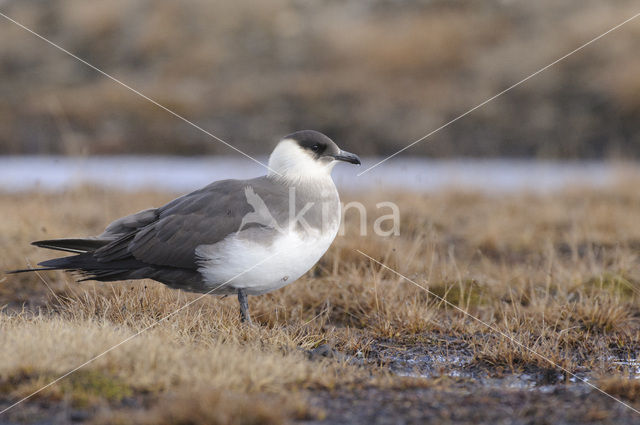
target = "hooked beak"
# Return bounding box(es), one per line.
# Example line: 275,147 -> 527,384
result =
331,150 -> 361,165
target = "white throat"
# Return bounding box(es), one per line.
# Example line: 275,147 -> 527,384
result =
267,139 -> 336,184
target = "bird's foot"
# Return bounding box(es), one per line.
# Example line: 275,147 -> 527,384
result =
240,311 -> 253,326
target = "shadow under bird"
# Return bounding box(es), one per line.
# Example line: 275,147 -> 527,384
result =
9,130 -> 361,324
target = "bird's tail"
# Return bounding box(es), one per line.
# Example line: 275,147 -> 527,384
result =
7,240 -> 203,287
6,238 -> 111,275
7,252 -> 147,282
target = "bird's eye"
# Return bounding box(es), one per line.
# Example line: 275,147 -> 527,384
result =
311,144 -> 321,152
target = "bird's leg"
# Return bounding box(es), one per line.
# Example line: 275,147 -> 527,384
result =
237,288 -> 252,324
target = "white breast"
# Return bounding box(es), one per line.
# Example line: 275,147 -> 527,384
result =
195,220 -> 339,295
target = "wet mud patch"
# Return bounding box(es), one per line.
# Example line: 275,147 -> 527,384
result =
367,336 -> 640,392
370,338 -> 474,379
298,338 -> 640,424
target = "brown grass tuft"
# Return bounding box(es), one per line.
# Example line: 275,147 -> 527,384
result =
599,378 -> 640,402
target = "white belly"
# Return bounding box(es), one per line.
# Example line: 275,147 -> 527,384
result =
195,225 -> 338,295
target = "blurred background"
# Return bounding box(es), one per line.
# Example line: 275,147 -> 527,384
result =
0,0 -> 639,160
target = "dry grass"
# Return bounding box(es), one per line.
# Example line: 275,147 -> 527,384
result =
599,378 -> 640,402
93,389 -> 295,425
1,178 -> 640,421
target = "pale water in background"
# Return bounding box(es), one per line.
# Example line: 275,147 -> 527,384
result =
0,156 -> 633,193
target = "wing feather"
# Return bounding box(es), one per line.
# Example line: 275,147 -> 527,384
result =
93,177 -> 290,270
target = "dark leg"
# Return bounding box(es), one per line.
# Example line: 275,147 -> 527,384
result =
237,288 -> 252,324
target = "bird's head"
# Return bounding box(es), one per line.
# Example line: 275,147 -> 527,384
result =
268,130 -> 360,182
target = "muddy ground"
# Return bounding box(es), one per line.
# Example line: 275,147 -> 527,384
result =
301,342 -> 640,425
2,341 -> 639,425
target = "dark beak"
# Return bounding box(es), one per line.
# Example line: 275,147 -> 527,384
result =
331,150 -> 361,165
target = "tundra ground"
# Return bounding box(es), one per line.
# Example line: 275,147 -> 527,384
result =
1,179 -> 640,424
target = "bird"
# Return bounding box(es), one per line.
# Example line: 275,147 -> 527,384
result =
9,130 -> 360,324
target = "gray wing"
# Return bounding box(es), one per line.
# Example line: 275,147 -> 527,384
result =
99,208 -> 159,240
93,177 -> 289,269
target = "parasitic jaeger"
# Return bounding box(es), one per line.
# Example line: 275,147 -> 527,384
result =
9,130 -> 361,324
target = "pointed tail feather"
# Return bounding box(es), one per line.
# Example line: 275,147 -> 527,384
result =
6,267 -> 58,274
6,254 -> 82,274
32,238 -> 110,254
